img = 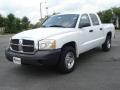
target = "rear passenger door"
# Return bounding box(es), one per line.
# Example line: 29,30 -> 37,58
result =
89,14 -> 104,45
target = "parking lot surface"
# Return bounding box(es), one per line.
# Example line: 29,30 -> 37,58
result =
0,32 -> 120,90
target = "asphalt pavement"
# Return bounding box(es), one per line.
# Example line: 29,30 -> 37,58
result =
0,32 -> 120,90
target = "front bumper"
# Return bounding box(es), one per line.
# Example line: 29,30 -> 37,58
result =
5,48 -> 61,65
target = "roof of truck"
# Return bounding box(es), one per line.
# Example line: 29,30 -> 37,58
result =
59,11 -> 97,15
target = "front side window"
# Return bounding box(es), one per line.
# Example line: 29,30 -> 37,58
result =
42,14 -> 79,28
79,14 -> 91,28
90,14 -> 100,25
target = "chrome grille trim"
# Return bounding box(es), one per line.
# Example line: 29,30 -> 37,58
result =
10,39 -> 35,54
10,43 -> 34,47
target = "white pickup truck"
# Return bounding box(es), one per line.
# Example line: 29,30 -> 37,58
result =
5,12 -> 115,73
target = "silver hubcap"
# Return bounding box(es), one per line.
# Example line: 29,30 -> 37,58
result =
65,52 -> 75,69
107,40 -> 111,49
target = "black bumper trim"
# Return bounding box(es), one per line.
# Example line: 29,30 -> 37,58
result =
5,48 -> 61,65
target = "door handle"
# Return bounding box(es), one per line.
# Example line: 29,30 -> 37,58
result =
100,28 -> 103,30
89,30 -> 93,32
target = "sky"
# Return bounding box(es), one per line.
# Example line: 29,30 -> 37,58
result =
0,0 -> 120,24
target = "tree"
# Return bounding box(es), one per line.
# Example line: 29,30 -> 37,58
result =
112,7 -> 120,16
112,7 -> 120,28
21,16 -> 30,30
15,18 -> 22,32
33,22 -> 41,29
5,13 -> 17,33
98,9 -> 113,23
0,14 -> 5,27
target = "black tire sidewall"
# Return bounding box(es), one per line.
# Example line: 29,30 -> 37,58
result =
58,46 -> 76,73
102,36 -> 111,51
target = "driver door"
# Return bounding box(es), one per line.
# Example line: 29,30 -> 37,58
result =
78,14 -> 94,53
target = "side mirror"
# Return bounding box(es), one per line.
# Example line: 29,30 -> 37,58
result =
79,23 -> 90,28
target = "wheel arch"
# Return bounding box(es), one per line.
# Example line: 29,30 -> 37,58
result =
106,32 -> 112,39
61,41 -> 77,57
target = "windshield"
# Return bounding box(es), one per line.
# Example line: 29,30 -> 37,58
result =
42,14 -> 79,28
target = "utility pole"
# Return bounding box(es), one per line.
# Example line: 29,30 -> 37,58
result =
40,3 -> 42,20
46,7 -> 48,17
40,1 -> 48,21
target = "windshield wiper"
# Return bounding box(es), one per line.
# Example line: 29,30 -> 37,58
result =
49,25 -> 65,28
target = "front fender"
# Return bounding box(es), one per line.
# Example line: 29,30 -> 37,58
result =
47,31 -> 81,57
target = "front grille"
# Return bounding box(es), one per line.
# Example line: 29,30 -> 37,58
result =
10,39 -> 19,44
23,40 -> 34,45
10,39 -> 34,53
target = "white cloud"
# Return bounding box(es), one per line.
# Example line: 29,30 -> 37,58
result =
0,0 -> 120,24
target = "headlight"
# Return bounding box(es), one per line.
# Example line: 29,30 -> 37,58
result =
38,39 -> 56,50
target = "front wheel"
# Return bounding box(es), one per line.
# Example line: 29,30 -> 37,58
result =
58,46 -> 76,73
102,35 -> 111,51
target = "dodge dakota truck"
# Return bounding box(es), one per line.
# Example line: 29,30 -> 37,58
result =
5,12 -> 115,73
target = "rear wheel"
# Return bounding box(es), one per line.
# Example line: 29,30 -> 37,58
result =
58,46 -> 76,73
102,35 -> 111,51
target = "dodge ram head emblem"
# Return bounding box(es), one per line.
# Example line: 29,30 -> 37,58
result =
19,39 -> 23,45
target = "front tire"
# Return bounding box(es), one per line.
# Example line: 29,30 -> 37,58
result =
102,35 -> 111,51
58,46 -> 76,73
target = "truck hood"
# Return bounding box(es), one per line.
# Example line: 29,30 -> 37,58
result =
12,28 -> 75,40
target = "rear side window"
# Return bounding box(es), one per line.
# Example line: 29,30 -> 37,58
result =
90,14 -> 100,25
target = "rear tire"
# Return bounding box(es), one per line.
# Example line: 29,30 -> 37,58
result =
102,35 -> 111,51
58,46 -> 76,74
